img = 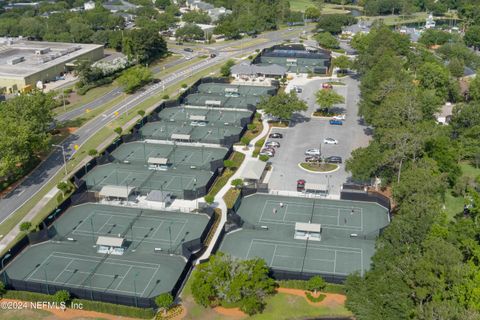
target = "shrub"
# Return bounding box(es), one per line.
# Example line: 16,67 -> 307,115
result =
19,221 -> 32,232
240,295 -> 265,315
231,178 -> 243,188
240,136 -> 251,146
247,123 -> 257,131
137,110 -> 146,117
71,299 -> 154,319
305,292 -> 326,303
155,293 -> 174,315
204,194 -> 214,204
4,290 -> 56,302
88,149 -> 98,157
0,282 -> 5,296
162,94 -> 170,99
259,155 -> 269,162
181,83 -> 188,88
53,290 -> 70,303
306,275 -> 326,294
223,159 -> 235,169
114,127 -> 123,135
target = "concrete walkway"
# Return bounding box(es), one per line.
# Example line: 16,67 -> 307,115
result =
197,114 -> 270,262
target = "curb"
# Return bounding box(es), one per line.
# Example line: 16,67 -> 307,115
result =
297,163 -> 340,174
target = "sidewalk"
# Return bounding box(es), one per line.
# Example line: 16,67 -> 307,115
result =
197,114 -> 270,262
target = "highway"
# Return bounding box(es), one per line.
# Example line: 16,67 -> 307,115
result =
0,26 -> 309,225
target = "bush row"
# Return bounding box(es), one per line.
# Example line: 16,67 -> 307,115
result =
71,299 -> 155,319
3,290 -> 57,302
305,292 -> 326,303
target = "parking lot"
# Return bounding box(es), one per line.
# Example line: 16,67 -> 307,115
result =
266,76 -> 370,196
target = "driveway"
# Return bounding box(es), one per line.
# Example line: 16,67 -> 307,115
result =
265,76 -> 370,196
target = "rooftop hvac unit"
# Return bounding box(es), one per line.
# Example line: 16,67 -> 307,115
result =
35,47 -> 50,55
7,56 -> 24,65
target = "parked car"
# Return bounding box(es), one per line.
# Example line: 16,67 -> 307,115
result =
305,156 -> 321,163
183,48 -> 193,52
190,121 -> 207,127
325,156 -> 342,163
297,179 -> 306,191
265,141 -> 280,148
323,138 -> 338,145
305,148 -> 321,156
210,53 -> 217,58
332,114 -> 346,121
322,83 -> 333,89
262,147 -> 276,154
293,86 -> 302,93
329,119 -> 343,125
260,150 -> 274,157
269,133 -> 283,139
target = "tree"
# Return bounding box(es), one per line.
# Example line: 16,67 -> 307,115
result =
418,29 -> 454,47
316,14 -> 357,34
231,178 -> 243,188
19,221 -> 32,232
0,92 -> 54,178
333,55 -> 352,72
257,91 -> 308,122
117,65 -> 153,93
315,32 -> 339,49
448,57 -> 465,78
114,127 -> 123,136
416,62 -> 450,99
53,290 -> 70,304
175,23 -> 204,42
306,276 -> 326,295
122,28 -> 167,63
155,293 -> 174,316
464,25 -> 480,50
304,6 -> 321,20
469,76 -> 480,101
182,10 -> 211,24
220,59 -> 235,77
57,181 -> 71,197
191,253 -> 275,315
315,89 -> 344,113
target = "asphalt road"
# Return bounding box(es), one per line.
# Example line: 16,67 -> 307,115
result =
266,76 -> 370,196
0,26 -> 311,224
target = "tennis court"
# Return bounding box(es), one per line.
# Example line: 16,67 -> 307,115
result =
196,83 -> 276,96
139,120 -> 243,144
84,163 -> 212,198
111,141 -> 228,169
159,106 -> 252,125
220,194 -> 390,277
4,204 -> 210,298
184,93 -> 263,110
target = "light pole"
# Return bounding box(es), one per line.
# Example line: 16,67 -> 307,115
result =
1,253 -> 11,285
168,226 -> 172,253
52,144 -> 68,175
133,272 -> 139,307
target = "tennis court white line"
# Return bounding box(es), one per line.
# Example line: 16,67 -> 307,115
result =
25,252 -> 55,282
173,223 -> 187,243
53,259 -> 75,283
257,218 -> 362,231
141,264 -> 161,297
265,199 -> 364,212
90,211 -> 189,224
251,238 -> 363,253
71,229 -> 174,244
271,244 -> 278,266
274,254 -> 335,264
52,252 -> 163,268
245,240 -> 254,259
51,254 -> 159,271
97,216 -> 113,234
63,269 -> 126,279
114,265 -> 132,290
334,251 -> 337,273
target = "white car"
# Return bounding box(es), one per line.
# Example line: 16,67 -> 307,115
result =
324,138 -> 338,145
333,114 -> 346,121
265,141 -> 280,148
260,150 -> 274,157
305,148 -> 321,156
190,121 -> 207,127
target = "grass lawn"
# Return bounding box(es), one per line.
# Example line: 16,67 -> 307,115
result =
0,308 -> 54,320
443,162 -> 480,220
207,152 -> 246,198
300,163 -> 338,172
180,270 -> 352,320
52,84 -> 117,116
289,0 -> 315,11
223,188 -> 241,209
242,113 -> 264,142
253,137 -> 266,157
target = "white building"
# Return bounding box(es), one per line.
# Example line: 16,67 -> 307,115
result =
84,1 -> 96,10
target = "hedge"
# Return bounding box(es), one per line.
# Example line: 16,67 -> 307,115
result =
4,290 -> 57,302
277,280 -> 345,294
305,292 -> 326,303
71,299 -> 155,319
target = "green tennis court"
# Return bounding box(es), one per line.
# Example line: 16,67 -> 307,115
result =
220,194 -> 390,276
159,106 -> 252,125
111,141 -> 228,169
84,163 -> 212,198
140,121 -> 243,144
4,204 -> 210,298
196,83 -> 276,96
184,93 -> 262,109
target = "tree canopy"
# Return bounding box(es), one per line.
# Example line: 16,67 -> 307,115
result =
315,88 -> 345,112
117,65 -> 153,94
315,32 -> 339,49
191,253 -> 275,315
257,91 -> 308,121
0,92 -> 54,178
